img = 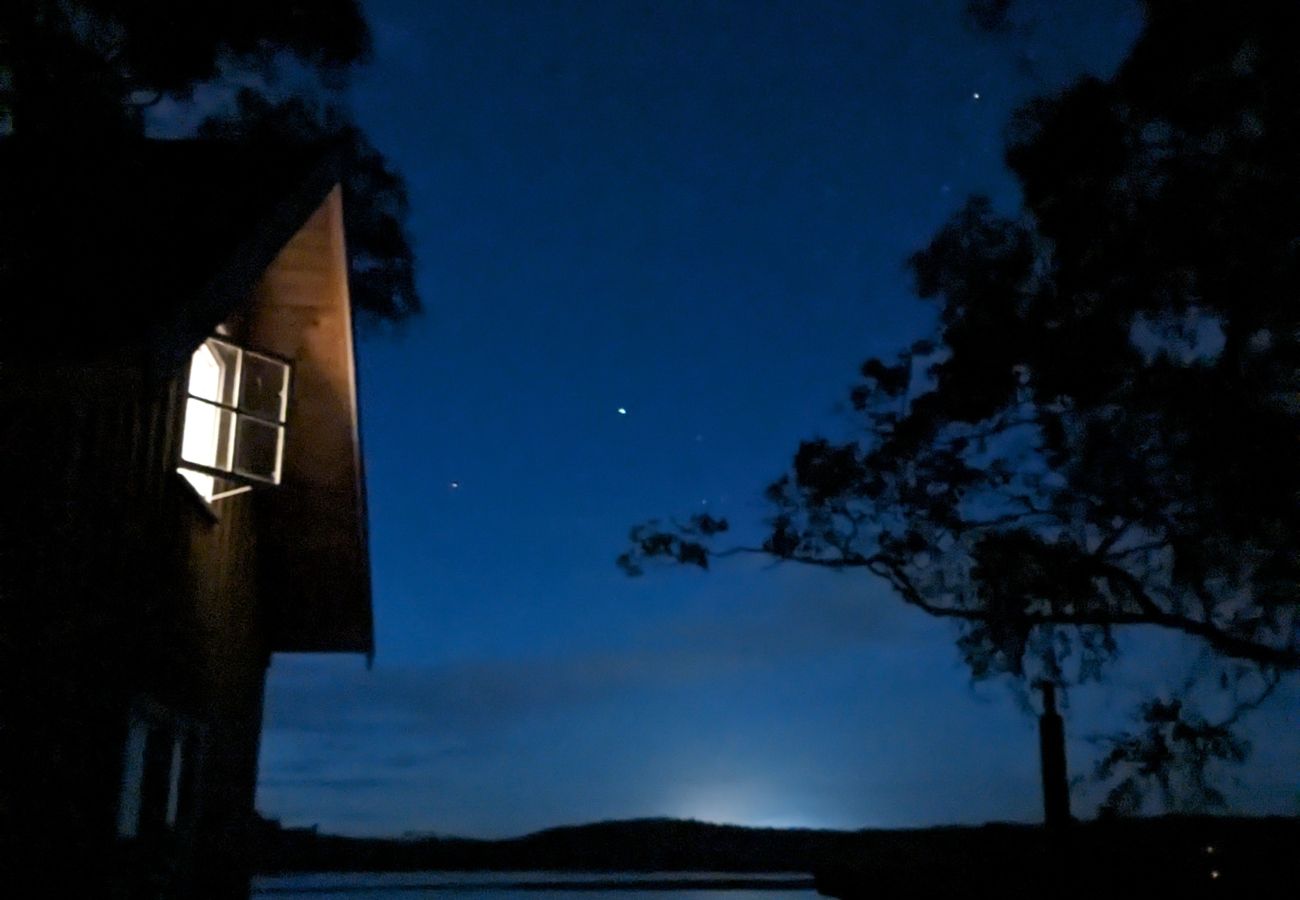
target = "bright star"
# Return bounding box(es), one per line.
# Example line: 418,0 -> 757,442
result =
617,407 -> 627,415
449,481 -> 460,489
972,91 -> 981,100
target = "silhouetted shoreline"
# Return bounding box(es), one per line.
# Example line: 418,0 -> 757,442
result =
252,812 -> 1298,894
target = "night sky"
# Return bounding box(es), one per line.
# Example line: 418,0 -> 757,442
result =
252,0 -> 1298,838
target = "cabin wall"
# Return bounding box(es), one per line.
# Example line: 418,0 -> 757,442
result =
246,186 -> 373,655
1,369 -> 272,899
2,179 -> 371,900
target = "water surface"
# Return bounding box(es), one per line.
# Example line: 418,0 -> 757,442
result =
252,870 -> 818,900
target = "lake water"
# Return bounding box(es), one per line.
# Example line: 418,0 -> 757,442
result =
252,870 -> 819,900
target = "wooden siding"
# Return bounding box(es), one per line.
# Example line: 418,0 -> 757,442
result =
2,369 -> 272,899
1,177 -> 372,900
247,186 -> 374,655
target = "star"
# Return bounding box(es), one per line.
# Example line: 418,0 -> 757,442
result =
972,91 -> 981,100
617,407 -> 627,415
449,481 -> 461,490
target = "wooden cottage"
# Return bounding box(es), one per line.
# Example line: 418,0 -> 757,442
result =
1,141 -> 374,898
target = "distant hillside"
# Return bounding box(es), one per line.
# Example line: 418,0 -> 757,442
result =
252,816 -> 863,873
251,812 -> 1299,897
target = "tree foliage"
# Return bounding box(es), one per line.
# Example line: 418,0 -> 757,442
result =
2,1 -> 369,135
1,0 -> 419,321
199,90 -> 419,322
621,2 -> 1299,809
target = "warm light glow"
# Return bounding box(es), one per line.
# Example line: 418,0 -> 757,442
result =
179,338 -> 289,499
180,343 -> 225,499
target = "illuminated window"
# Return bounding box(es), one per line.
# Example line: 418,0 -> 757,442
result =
178,337 -> 290,501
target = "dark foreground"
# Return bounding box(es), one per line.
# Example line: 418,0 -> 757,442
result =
816,815 -> 1297,900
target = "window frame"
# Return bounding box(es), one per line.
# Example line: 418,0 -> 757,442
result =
177,336 -> 293,499
115,700 -> 207,841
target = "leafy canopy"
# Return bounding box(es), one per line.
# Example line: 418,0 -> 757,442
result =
1,0 -> 419,321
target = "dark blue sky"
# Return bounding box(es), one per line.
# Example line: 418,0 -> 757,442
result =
252,0 -> 1298,837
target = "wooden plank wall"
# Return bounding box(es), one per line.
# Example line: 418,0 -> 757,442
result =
2,367 -> 273,898
247,186 -> 373,655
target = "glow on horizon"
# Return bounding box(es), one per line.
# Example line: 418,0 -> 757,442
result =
668,811 -> 848,832
667,785 -> 865,832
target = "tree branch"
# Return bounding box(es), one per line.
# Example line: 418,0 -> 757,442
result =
712,544 -> 1299,669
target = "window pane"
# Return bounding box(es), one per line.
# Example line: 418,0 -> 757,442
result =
181,338 -> 292,499
232,416 -> 284,483
188,339 -> 240,404
180,398 -> 235,471
175,726 -> 203,825
140,723 -> 172,836
240,352 -> 290,422
166,736 -> 183,826
116,715 -> 150,838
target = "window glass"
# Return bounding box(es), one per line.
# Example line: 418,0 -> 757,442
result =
133,724 -> 176,837
166,736 -> 183,827
240,351 -> 290,423
178,337 -> 290,500
180,399 -> 235,472
116,715 -> 150,838
233,416 -> 283,482
117,706 -> 202,839
186,340 -> 240,404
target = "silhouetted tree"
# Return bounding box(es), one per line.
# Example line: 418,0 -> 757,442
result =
1093,698 -> 1251,815
0,0 -> 419,320
199,90 -> 419,323
621,1 -> 1298,811
1,1 -> 369,135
